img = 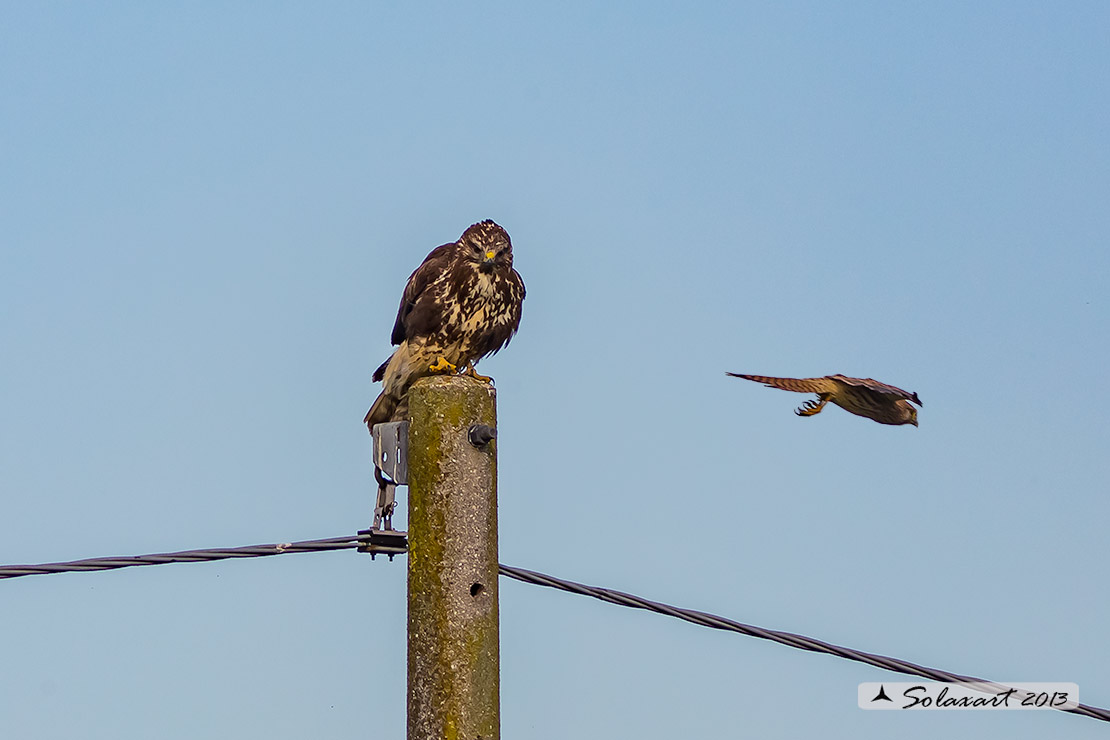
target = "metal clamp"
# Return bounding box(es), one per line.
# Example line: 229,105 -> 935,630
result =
357,528 -> 408,560
373,475 -> 397,531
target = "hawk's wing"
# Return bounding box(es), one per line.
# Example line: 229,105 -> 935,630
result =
726,373 -> 840,394
389,242 -> 456,345
830,375 -> 923,406
484,267 -> 526,355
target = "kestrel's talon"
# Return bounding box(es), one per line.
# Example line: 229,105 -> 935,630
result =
462,362 -> 493,383
428,357 -> 457,374
795,397 -> 828,417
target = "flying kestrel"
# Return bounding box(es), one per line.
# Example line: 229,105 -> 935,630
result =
364,220 -> 525,430
726,373 -> 922,426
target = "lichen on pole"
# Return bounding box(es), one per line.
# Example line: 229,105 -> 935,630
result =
406,375 -> 500,740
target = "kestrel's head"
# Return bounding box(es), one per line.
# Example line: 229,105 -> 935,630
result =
898,401 -> 919,427
458,220 -> 513,274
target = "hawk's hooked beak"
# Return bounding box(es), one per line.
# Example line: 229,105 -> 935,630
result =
483,250 -> 496,263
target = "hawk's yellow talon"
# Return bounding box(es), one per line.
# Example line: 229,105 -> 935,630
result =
462,363 -> 493,383
428,357 -> 457,374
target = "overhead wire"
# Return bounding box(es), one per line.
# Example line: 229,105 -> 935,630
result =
497,564 -> 1110,723
1,535 -> 1106,724
0,536 -> 359,578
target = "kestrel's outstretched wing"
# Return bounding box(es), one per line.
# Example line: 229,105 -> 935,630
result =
829,374 -> 923,407
727,372 -> 922,427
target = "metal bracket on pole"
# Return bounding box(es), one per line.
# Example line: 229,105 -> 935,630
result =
360,421 -> 411,560
373,421 -> 410,486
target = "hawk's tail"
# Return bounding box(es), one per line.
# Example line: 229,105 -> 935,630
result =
371,354 -> 392,383
364,391 -> 397,431
366,352 -> 397,431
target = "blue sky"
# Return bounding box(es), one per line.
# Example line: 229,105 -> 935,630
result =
2,2 -> 1108,738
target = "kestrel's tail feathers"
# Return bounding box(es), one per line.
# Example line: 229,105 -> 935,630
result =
725,372 -> 835,394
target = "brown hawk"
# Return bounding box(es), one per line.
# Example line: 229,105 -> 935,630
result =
727,373 -> 922,426
364,220 -> 525,430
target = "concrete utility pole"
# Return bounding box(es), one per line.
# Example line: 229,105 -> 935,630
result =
406,375 -> 500,740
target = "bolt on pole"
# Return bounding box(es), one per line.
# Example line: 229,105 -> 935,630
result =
406,375 -> 500,740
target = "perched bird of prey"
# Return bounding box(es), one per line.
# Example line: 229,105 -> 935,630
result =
364,220 -> 525,430
726,373 -> 922,427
